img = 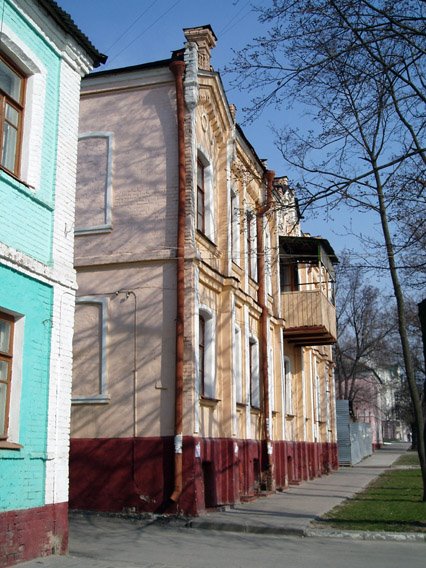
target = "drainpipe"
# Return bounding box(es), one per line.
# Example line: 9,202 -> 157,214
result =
256,169 -> 275,490
169,58 -> 186,503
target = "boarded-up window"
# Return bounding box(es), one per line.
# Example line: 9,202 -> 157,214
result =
75,133 -> 113,233
72,297 -> 109,404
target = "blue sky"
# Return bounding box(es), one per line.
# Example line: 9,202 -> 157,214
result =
59,0 -> 379,259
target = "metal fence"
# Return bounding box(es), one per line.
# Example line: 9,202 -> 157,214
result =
336,400 -> 373,465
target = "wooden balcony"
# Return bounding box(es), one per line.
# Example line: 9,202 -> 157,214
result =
282,289 -> 337,345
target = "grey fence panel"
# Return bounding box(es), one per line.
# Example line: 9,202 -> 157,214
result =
336,400 -> 373,465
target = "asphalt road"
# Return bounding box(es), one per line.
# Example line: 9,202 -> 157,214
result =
22,515 -> 426,568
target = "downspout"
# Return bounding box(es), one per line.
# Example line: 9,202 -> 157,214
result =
256,169 -> 275,491
169,58 -> 186,503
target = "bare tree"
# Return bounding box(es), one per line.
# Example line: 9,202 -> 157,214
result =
229,0 -> 426,498
335,255 -> 395,406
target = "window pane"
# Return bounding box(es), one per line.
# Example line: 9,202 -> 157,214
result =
0,59 -> 22,102
0,321 -> 11,354
5,103 -> 19,127
0,360 -> 10,381
2,122 -> 18,172
0,380 -> 8,436
197,161 -> 204,189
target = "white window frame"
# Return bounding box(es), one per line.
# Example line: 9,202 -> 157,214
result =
72,296 -> 110,404
315,372 -> 322,423
234,325 -> 243,404
75,132 -> 114,235
0,25 -> 46,190
196,149 -> 215,242
246,209 -> 257,281
197,305 -> 216,399
230,188 -> 241,265
0,309 -> 24,446
249,336 -> 260,408
265,227 -> 272,295
284,356 -> 293,415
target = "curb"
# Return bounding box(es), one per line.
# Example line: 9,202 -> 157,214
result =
186,519 -> 426,542
305,527 -> 426,542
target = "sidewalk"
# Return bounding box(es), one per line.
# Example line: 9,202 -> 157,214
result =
189,442 -> 413,537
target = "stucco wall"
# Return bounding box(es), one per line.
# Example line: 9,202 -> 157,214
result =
75,79 -> 178,264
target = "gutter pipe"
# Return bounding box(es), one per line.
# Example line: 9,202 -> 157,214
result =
169,59 -> 186,503
256,169 -> 275,490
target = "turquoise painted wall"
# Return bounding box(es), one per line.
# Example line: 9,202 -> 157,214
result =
0,0 -> 62,265
0,265 -> 53,511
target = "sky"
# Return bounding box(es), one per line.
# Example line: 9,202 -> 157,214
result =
58,0 -> 381,261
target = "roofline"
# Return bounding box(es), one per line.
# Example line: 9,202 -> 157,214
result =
85,58 -> 173,79
182,24 -> 218,41
37,0 -> 107,67
279,235 -> 339,264
235,123 -> 268,175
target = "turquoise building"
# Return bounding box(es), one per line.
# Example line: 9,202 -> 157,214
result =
0,1 -> 104,565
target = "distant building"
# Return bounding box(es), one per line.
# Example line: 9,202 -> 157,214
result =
0,1 -> 104,565
70,26 -> 338,516
351,365 -> 409,446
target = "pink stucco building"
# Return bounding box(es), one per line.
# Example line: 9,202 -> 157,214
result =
70,26 -> 339,516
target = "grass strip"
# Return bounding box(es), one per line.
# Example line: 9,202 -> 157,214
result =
394,451 -> 420,467
319,468 -> 426,532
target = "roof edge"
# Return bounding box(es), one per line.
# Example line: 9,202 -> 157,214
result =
37,0 -> 107,67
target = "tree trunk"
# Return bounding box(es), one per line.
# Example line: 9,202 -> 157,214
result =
375,175 -> 426,500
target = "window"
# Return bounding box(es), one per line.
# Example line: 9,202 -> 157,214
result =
315,373 -> 321,422
199,315 -> 206,396
234,326 -> 243,403
281,262 -> 299,292
0,312 -> 14,439
265,229 -> 272,295
230,189 -> 240,264
0,54 -> 25,177
75,132 -> 113,234
249,338 -> 260,408
197,158 -> 205,233
246,211 -> 257,281
284,357 -> 293,415
197,307 -> 216,399
196,151 -> 215,242
72,297 -> 110,404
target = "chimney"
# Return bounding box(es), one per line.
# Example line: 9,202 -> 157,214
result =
183,25 -> 217,71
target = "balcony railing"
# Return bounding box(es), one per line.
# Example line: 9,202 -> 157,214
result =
282,289 -> 337,345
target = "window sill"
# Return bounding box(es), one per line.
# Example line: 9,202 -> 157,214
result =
72,394 -> 111,405
236,402 -> 247,409
200,396 -> 220,408
75,225 -> 113,236
0,441 -> 23,451
250,406 -> 261,414
196,230 -> 217,249
0,166 -> 34,190
286,413 -> 296,420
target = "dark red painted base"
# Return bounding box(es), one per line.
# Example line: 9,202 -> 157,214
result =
0,502 -> 68,567
69,437 -> 338,516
